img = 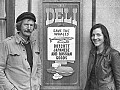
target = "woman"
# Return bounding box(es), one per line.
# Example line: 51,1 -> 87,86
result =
85,23 -> 120,90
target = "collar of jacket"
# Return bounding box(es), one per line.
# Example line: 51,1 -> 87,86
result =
90,46 -> 111,57
15,33 -> 36,45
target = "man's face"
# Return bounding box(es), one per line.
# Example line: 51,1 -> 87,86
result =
20,19 -> 35,37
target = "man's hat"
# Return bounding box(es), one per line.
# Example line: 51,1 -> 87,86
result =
16,12 -> 36,23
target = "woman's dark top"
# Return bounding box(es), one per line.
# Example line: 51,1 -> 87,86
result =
85,47 -> 120,90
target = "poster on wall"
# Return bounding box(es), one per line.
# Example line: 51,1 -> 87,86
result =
43,2 -> 80,85
44,3 -> 79,62
47,27 -> 75,61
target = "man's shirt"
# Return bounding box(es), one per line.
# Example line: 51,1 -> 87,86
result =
0,33 -> 41,90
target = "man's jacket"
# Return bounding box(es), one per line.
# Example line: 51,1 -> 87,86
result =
0,33 -> 41,90
85,47 -> 120,90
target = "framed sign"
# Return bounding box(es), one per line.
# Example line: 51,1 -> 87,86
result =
47,27 -> 75,61
42,1 -> 81,90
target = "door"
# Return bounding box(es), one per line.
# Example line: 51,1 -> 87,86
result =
39,0 -> 83,90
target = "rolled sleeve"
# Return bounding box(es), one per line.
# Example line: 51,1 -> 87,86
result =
0,42 -> 14,90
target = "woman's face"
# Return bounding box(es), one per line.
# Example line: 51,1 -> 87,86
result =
91,28 -> 104,48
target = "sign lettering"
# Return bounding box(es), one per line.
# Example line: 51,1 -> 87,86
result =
48,27 -> 75,61
46,8 -> 77,25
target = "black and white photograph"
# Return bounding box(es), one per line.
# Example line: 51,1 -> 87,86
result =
0,0 -> 120,90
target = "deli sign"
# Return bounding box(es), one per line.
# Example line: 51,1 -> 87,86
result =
44,3 -> 79,61
47,27 -> 75,61
46,8 -> 77,26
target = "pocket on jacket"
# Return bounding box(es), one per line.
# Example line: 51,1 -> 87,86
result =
34,51 -> 40,61
35,51 -> 40,55
8,52 -> 23,66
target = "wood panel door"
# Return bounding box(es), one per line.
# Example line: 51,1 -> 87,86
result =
40,1 -> 83,90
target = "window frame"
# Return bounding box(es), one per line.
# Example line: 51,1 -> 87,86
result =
5,0 -> 15,37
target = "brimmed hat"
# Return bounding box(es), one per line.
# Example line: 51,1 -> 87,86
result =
16,12 -> 36,23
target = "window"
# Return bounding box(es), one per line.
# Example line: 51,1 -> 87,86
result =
0,0 -> 15,42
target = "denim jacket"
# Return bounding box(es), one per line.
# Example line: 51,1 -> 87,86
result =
0,33 -> 41,90
85,47 -> 120,90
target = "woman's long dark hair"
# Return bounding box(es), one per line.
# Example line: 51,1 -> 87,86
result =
90,23 -> 111,49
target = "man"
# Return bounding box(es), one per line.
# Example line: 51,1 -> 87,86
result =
0,12 -> 41,90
